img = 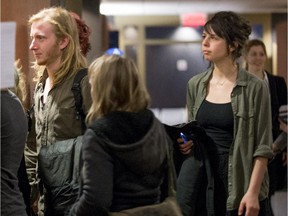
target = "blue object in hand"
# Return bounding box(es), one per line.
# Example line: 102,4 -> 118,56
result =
180,132 -> 188,143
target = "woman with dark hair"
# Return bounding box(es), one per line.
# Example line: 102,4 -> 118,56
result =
178,11 -> 273,216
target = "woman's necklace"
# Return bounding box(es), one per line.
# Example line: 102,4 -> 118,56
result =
216,79 -> 226,86
215,69 -> 237,86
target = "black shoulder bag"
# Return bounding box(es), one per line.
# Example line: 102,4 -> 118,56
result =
38,69 -> 88,215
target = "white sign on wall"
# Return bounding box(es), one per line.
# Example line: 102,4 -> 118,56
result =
1,22 -> 16,89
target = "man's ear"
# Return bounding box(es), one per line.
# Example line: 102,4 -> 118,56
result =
59,37 -> 69,50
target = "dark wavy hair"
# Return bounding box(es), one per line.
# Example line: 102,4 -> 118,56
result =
204,11 -> 252,62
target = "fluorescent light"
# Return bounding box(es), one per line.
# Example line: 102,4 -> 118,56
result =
100,2 -> 180,16
100,2 -> 143,16
100,1 -> 287,16
99,2 -> 223,16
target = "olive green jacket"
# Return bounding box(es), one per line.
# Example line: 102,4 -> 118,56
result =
186,67 -> 274,210
25,69 -> 92,204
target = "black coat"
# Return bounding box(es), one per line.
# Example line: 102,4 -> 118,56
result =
69,109 -> 172,216
165,121 -> 216,216
1,90 -> 28,216
266,72 -> 287,140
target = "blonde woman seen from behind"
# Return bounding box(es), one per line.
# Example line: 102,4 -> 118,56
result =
69,55 -> 173,216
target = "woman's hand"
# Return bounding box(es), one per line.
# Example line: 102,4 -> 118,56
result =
238,192 -> 259,216
177,138 -> 193,155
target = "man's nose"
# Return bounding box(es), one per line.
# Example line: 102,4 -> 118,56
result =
29,39 -> 37,50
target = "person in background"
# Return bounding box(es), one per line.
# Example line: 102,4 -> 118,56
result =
178,11 -> 273,216
69,12 -> 91,57
1,88 -> 28,216
244,39 -> 287,141
26,6 -> 92,216
243,39 -> 287,215
68,54 -> 172,216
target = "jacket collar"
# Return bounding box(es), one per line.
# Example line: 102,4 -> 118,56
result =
200,67 -> 249,87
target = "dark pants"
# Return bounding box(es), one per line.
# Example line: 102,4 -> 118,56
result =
176,155 -> 209,216
226,198 -> 272,216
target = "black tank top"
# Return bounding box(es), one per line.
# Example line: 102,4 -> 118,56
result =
197,99 -> 234,214
196,99 -> 234,154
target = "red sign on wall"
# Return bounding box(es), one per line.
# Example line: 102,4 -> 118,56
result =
181,13 -> 207,27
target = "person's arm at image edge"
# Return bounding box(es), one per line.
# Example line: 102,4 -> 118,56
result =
238,157 -> 268,216
239,80 -> 273,216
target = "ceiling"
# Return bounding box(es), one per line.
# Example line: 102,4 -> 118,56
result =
100,0 -> 288,16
